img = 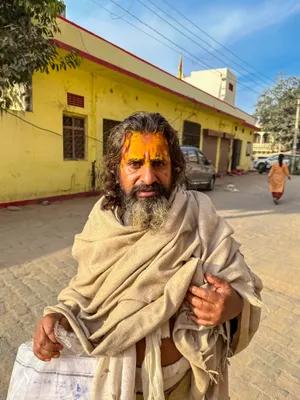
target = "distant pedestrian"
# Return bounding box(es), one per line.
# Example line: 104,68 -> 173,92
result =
268,154 -> 291,205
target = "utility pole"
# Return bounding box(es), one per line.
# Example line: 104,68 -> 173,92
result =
292,98 -> 300,173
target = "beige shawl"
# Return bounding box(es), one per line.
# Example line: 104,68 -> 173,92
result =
45,188 -> 263,399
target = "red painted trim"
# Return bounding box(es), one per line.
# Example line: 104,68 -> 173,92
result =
0,191 -> 100,209
243,122 -> 260,131
55,39 -> 258,131
55,16 -> 258,131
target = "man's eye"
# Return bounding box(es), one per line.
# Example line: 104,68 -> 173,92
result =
129,161 -> 142,168
152,160 -> 165,167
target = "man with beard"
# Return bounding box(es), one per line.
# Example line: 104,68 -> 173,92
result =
33,112 -> 263,399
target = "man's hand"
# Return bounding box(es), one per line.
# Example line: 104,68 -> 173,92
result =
33,313 -> 71,362
185,274 -> 243,326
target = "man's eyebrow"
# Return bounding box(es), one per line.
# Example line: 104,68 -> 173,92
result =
151,157 -> 166,162
127,157 -> 144,162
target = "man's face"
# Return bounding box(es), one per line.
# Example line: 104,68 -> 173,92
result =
119,132 -> 172,230
120,132 -> 172,198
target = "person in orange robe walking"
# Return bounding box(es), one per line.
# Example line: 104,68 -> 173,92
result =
268,154 -> 291,204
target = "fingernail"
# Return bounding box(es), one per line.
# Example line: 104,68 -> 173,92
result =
189,286 -> 194,292
53,354 -> 60,358
45,359 -> 51,362
56,344 -> 63,349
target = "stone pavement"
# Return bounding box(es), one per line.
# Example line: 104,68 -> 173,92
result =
1,173 -> 300,399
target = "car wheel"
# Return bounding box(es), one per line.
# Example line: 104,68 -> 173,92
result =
258,163 -> 266,174
206,177 -> 215,191
257,162 -> 265,169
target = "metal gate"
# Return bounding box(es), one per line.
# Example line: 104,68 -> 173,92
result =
218,138 -> 230,174
202,134 -> 218,167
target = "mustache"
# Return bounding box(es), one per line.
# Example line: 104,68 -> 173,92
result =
130,182 -> 165,196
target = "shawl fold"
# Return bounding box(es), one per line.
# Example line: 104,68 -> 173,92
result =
45,188 -> 263,399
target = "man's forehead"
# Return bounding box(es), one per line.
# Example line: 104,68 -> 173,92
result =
123,131 -> 169,153
124,131 -> 167,144
121,131 -> 170,162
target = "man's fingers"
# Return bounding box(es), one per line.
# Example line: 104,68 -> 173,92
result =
188,286 -> 219,304
33,340 -> 60,361
189,315 -> 216,327
43,322 -> 58,344
35,336 -> 59,354
188,303 -> 215,321
34,344 -> 60,360
34,323 -> 62,357
34,352 -> 51,362
205,274 -> 229,290
185,293 -> 209,310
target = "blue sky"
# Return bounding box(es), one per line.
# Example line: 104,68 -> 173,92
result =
64,0 -> 300,114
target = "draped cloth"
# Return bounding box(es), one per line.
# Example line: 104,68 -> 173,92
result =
44,188 -> 263,400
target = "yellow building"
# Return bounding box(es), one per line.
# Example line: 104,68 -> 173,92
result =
0,16 -> 258,206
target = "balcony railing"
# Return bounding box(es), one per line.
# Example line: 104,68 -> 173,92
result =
253,143 -> 273,150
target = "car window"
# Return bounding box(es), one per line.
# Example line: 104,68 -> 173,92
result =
197,153 -> 206,166
187,151 -> 198,164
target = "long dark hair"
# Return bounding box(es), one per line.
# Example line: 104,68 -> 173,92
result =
100,112 -> 186,210
278,154 -> 284,167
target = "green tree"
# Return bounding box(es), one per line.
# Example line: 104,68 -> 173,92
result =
255,73 -> 300,149
0,0 -> 80,110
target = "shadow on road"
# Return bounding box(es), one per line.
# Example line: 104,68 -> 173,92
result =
0,197 -> 97,269
0,174 -> 299,269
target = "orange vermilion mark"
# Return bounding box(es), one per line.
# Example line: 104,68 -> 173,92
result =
121,132 -> 170,170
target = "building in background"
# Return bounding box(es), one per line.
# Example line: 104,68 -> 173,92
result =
0,17 -> 258,206
183,68 -> 237,106
252,130 -> 288,158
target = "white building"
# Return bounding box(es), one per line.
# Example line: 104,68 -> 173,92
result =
183,68 -> 237,106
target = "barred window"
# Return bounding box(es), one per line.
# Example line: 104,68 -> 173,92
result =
63,115 -> 85,160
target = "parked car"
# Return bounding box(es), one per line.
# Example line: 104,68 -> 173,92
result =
257,154 -> 299,173
180,146 -> 216,191
253,156 -> 268,170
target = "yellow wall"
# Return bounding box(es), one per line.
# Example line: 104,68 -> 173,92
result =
0,56 -> 253,203
56,17 -> 256,128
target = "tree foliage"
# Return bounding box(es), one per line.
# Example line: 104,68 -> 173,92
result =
0,0 -> 80,109
255,73 -> 300,148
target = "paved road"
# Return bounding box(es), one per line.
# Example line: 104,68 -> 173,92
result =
0,173 -> 300,399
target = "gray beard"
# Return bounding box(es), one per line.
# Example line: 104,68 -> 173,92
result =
123,195 -> 170,232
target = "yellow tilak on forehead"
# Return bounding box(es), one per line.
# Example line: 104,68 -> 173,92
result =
121,131 -> 170,169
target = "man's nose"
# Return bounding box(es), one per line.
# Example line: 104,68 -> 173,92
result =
140,164 -> 157,185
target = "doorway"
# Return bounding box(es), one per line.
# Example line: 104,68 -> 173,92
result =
231,139 -> 242,171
